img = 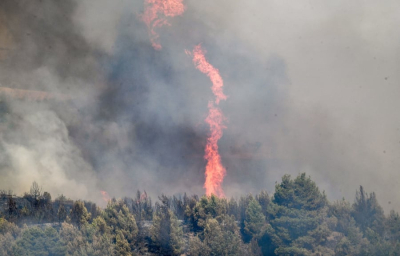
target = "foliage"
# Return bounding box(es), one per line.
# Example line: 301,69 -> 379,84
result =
15,226 -> 66,256
70,201 -> 91,229
273,173 -> 327,211
150,196 -> 183,255
102,199 -> 138,250
352,186 -> 385,235
188,215 -> 254,256
1,175 -> 400,255
244,198 -> 266,239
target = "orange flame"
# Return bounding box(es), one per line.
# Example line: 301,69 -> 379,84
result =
100,190 -> 111,203
136,191 -> 148,204
141,0 -> 186,50
189,44 -> 227,197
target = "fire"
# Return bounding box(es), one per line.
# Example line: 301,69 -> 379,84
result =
189,45 -> 227,197
141,1 -> 228,197
137,191 -> 148,204
191,46 -> 227,104
100,190 -> 111,203
141,0 -> 186,50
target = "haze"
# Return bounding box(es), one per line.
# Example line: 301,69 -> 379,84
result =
0,0 -> 398,211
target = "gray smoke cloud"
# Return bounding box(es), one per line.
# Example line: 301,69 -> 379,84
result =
0,0 -> 399,211
192,0 -> 400,211
0,0 -> 103,201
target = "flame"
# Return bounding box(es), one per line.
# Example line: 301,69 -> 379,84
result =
189,44 -> 227,197
191,46 -> 227,104
136,191 -> 148,204
141,2 -> 227,197
141,0 -> 186,50
100,190 -> 111,203
140,191 -> 147,201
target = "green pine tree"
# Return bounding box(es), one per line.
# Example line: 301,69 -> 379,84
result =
244,198 -> 265,239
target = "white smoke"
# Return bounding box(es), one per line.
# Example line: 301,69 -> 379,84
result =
0,110 -> 98,201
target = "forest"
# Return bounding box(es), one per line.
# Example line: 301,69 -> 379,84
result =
1,173 -> 399,256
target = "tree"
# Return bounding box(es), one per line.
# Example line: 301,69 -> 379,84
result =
0,217 -> 20,237
244,198 -> 265,239
386,210 -> 400,243
0,232 -> 17,256
172,195 -> 185,220
88,202 -> 101,221
7,195 -> 17,220
41,191 -> 54,222
186,194 -> 227,232
29,181 -> 42,211
202,216 -> 251,255
151,197 -> 184,255
102,199 -> 138,250
42,192 -> 51,204
184,194 -> 199,230
70,201 -> 91,229
188,235 -> 211,256
115,230 -> 132,256
30,181 -> 42,201
60,222 -> 89,255
0,218 -> 20,255
256,190 -> 270,217
189,214 -> 254,256
239,195 -> 254,224
262,173 -> 331,255
60,221 -> 115,256
57,203 -> 67,224
352,186 -> 385,236
227,197 -> 238,219
15,227 -> 66,256
3,172 -> 400,255
273,173 -> 327,210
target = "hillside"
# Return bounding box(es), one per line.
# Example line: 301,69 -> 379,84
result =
1,173 -> 399,255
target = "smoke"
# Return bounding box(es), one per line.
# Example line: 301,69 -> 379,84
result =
0,0 -> 103,201
192,0 -> 400,211
0,110 -> 97,201
0,0 -> 399,212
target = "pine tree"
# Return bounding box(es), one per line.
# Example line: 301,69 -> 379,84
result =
244,198 -> 265,239
151,198 -> 183,255
228,197 -> 238,219
70,201 -> 91,229
57,203 -> 67,224
115,231 -> 132,256
352,186 -> 385,236
102,199 -> 138,250
256,190 -> 270,216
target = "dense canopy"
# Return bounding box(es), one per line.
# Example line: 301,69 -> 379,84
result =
0,173 -> 399,255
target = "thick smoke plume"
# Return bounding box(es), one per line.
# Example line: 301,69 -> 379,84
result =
0,0 -> 399,212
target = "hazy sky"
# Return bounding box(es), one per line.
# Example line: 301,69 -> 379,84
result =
0,0 -> 399,211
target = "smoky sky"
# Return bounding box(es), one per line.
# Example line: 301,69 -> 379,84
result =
87,6 -> 289,197
0,0 -> 399,211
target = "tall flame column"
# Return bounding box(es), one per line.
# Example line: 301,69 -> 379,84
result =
191,45 -> 227,197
